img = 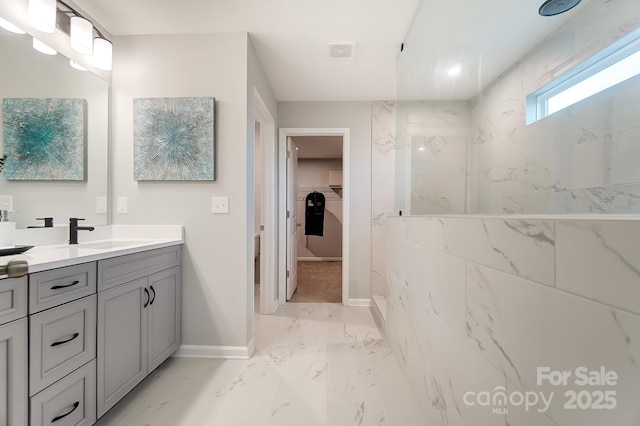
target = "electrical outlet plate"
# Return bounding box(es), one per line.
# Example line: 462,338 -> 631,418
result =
96,197 -> 107,214
211,197 -> 229,214
117,197 -> 128,214
0,195 -> 13,211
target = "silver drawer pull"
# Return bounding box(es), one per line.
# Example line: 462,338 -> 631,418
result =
51,401 -> 79,423
1,259 -> 28,278
51,280 -> 80,290
51,333 -> 80,347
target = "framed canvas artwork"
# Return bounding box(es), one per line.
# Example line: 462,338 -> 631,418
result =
133,97 -> 215,181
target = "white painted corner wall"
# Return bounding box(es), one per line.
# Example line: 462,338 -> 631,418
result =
111,32 -> 253,350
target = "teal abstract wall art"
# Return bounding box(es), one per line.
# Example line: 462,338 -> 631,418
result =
133,97 -> 215,181
2,98 -> 86,180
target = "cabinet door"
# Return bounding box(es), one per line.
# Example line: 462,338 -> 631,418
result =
97,278 -> 148,418
147,266 -> 181,372
0,318 -> 27,426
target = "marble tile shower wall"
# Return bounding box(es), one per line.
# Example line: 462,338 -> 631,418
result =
371,101 -> 397,298
385,215 -> 640,426
397,101 -> 472,215
371,101 -> 472,299
469,0 -> 640,214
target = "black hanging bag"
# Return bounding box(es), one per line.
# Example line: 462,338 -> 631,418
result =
304,191 -> 325,236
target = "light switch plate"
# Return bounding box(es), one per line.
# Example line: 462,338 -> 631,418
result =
96,197 -> 107,214
0,195 -> 13,210
211,197 -> 229,214
117,197 -> 128,214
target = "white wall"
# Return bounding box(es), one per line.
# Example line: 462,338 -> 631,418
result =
278,102 -> 372,299
111,32 -> 254,349
297,158 -> 343,187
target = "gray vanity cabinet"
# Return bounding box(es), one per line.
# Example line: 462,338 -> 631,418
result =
96,247 -> 181,418
0,276 -> 28,426
0,318 -> 28,426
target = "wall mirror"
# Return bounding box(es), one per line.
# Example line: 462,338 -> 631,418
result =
0,27 -> 109,229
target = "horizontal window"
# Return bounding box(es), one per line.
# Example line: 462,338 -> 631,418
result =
527,27 -> 640,124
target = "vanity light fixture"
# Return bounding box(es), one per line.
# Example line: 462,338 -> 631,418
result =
32,37 -> 57,55
28,0 -> 57,33
0,17 -> 26,34
27,0 -> 113,71
70,16 -> 93,54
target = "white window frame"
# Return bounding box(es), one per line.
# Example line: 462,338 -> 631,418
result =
526,27 -> 640,124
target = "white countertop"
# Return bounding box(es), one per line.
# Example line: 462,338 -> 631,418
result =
4,225 -> 184,274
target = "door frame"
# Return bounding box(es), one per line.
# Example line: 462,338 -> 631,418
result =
278,128 -> 350,305
253,89 -> 278,314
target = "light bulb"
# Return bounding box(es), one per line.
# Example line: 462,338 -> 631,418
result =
70,16 -> 93,55
0,17 -> 25,34
28,0 -> 57,33
93,37 -> 112,71
33,37 -> 57,55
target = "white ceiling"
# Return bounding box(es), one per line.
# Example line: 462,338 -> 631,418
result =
71,0 -> 422,102
398,0 -> 592,100
71,0 -> 589,102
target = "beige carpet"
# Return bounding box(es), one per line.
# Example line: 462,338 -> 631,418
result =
289,261 -> 342,303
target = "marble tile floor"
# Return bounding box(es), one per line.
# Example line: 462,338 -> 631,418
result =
95,303 -> 427,426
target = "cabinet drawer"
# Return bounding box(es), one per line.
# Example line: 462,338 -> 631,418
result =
0,276 -> 27,325
30,295 -> 97,395
98,246 -> 180,291
30,359 -> 96,426
30,263 -> 97,313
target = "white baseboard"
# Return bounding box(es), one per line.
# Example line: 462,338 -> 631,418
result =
247,338 -> 255,358
174,343 -> 252,360
371,295 -> 388,321
345,298 -> 371,307
297,257 -> 342,262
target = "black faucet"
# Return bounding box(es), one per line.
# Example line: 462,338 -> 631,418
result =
69,218 -> 95,244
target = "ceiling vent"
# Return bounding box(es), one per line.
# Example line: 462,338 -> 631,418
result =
328,42 -> 356,59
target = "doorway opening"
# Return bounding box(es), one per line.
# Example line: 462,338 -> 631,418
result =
290,136 -> 343,303
279,128 -> 350,306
